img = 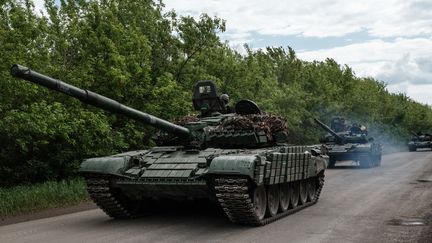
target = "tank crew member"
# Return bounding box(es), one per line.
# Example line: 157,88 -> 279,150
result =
350,123 -> 362,135
220,94 -> 235,113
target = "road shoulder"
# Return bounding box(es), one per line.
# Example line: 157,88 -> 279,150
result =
0,201 -> 96,226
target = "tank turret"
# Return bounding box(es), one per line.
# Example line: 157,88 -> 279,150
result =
314,118 -> 344,144
12,65 -> 288,149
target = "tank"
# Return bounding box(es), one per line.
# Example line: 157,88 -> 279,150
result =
11,64 -> 327,226
315,118 -> 382,168
408,132 -> 432,152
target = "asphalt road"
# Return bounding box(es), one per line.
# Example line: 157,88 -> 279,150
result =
1,151 -> 432,243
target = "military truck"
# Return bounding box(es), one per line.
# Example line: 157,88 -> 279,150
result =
408,132 -> 432,152
11,64 -> 327,226
315,118 -> 381,168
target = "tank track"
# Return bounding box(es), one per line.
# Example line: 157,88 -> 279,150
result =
214,173 -> 325,226
84,175 -> 139,219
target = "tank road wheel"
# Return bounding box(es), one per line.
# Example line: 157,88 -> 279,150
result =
290,182 -> 300,208
328,157 -> 336,168
214,175 -> 326,225
252,186 -> 267,221
408,146 -> 416,152
307,178 -> 316,202
299,180 -> 308,205
360,154 -> 373,168
266,185 -> 280,217
279,183 -> 291,212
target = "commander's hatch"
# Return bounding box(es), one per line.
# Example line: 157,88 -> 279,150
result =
235,100 -> 261,115
193,80 -> 226,116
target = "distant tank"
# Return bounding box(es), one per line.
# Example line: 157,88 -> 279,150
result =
11,64 -> 328,226
408,132 -> 432,152
315,118 -> 382,168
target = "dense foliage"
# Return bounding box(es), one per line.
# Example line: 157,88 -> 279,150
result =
1,0 -> 431,186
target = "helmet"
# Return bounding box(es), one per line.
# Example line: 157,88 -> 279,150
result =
220,94 -> 229,104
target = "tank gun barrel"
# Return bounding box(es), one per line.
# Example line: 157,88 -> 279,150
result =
10,64 -> 191,138
314,118 -> 344,144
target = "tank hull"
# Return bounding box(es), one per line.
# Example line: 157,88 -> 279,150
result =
80,145 -> 327,225
325,143 -> 382,168
328,151 -> 370,161
408,141 -> 432,151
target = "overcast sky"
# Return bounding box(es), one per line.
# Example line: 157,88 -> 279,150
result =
164,0 -> 432,106
33,0 -> 431,105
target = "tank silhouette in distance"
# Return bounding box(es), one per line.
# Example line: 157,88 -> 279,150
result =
11,64 -> 328,226
408,132 -> 432,152
315,118 -> 382,168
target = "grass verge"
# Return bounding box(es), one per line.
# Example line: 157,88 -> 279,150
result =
0,178 -> 89,217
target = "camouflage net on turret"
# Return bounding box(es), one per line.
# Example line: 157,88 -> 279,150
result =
170,113 -> 288,135
212,114 -> 288,142
155,113 -> 288,146
172,115 -> 200,126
